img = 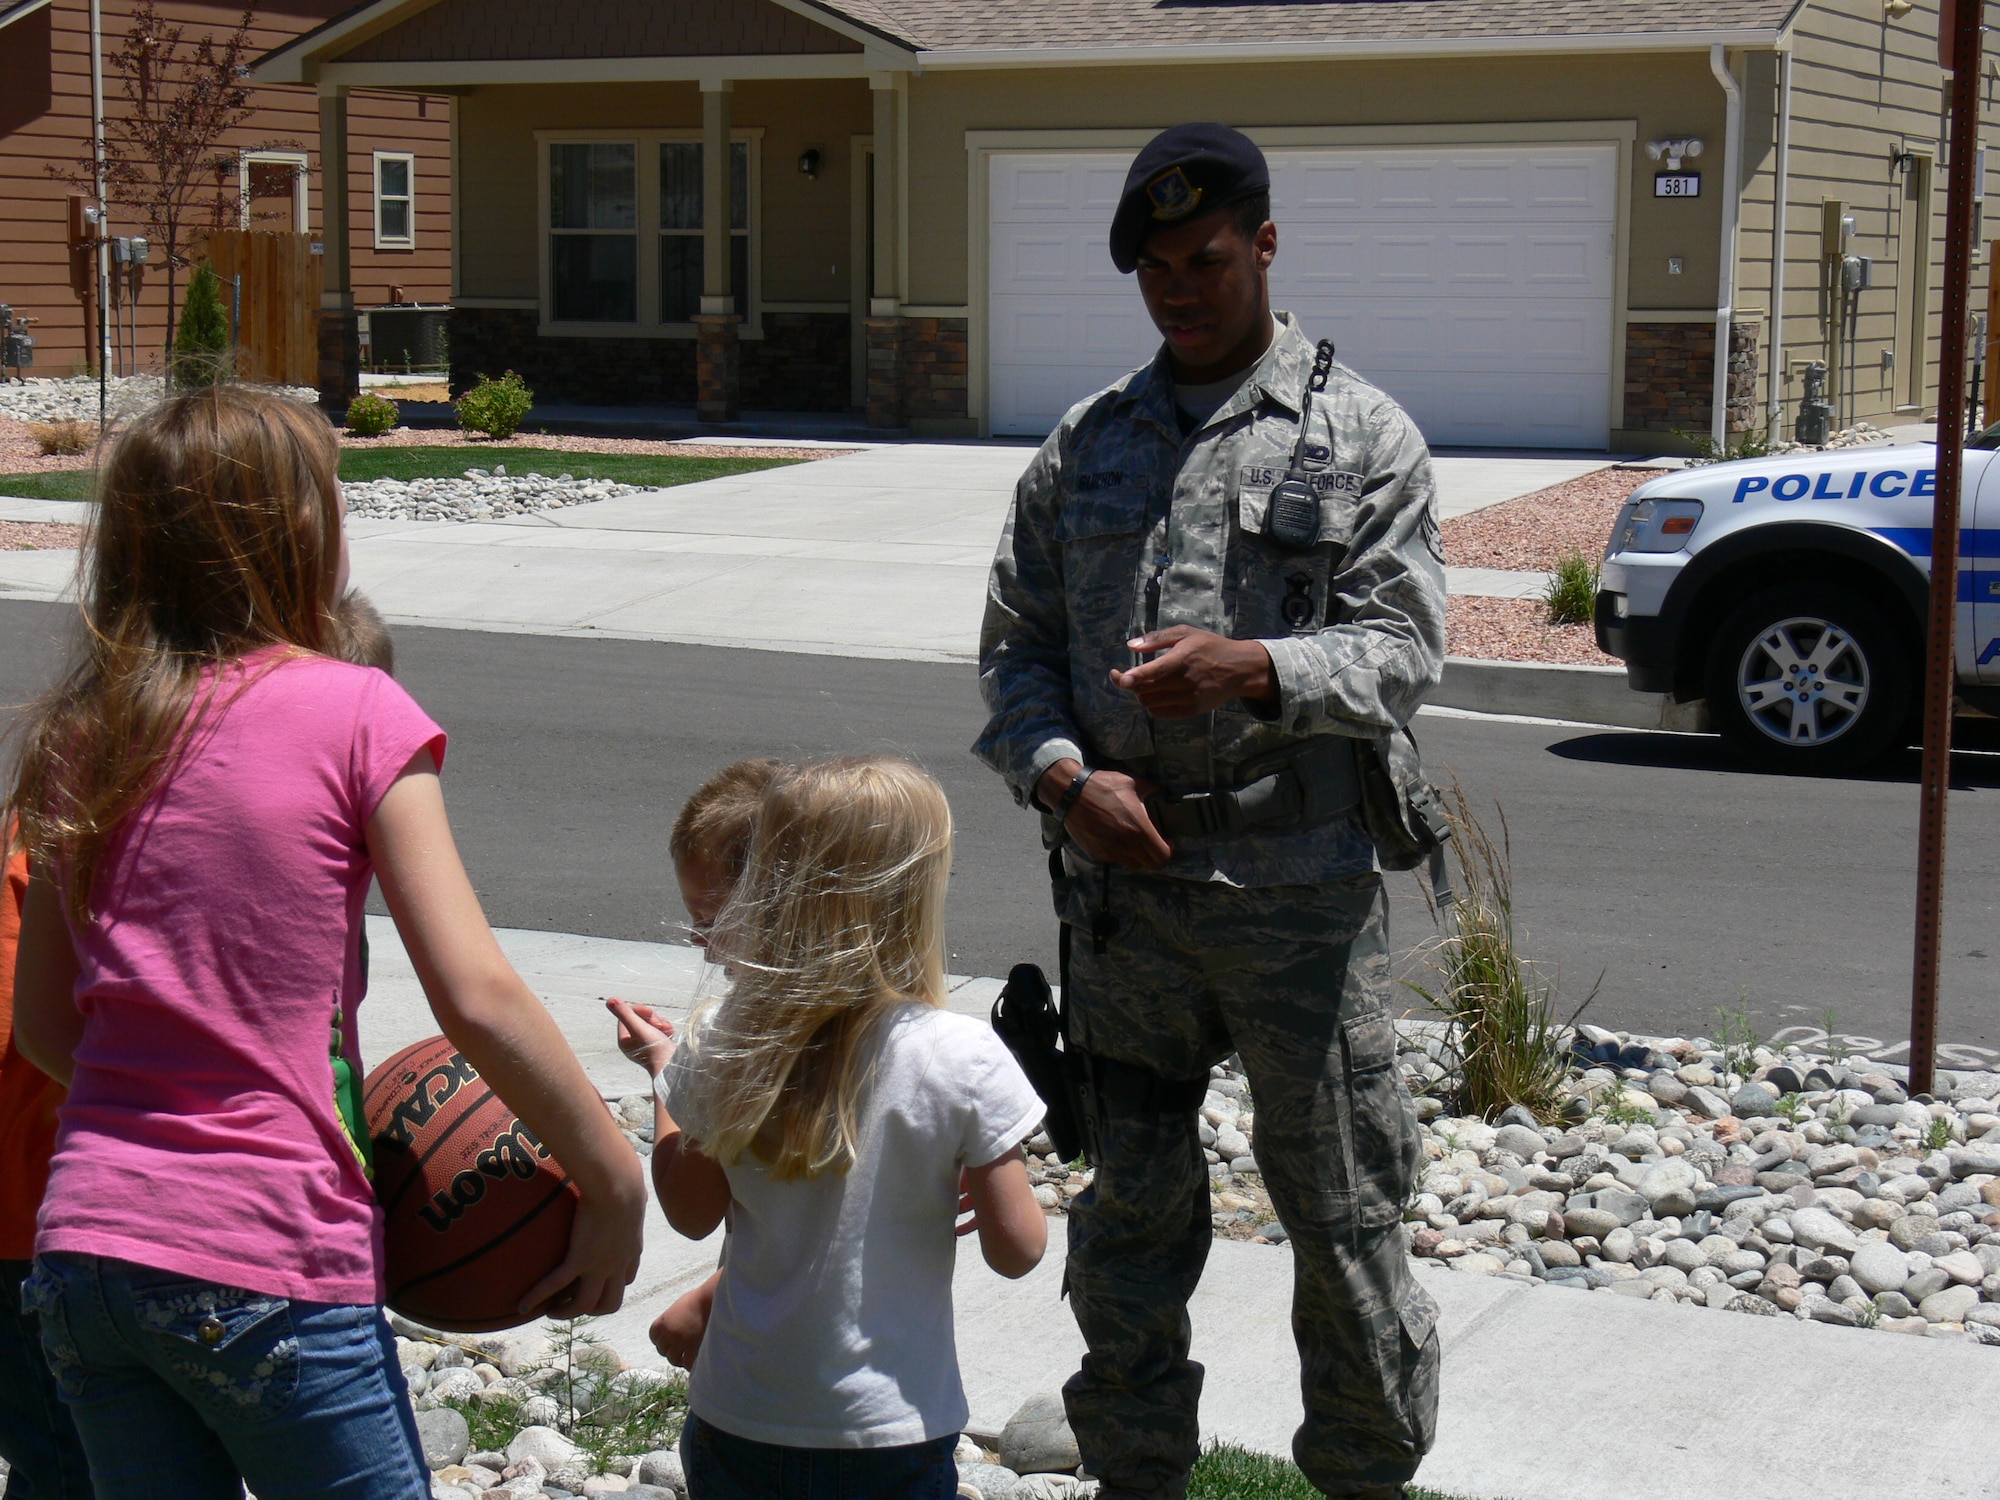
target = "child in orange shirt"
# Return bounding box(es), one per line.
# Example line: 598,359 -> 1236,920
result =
0,818 -> 91,1498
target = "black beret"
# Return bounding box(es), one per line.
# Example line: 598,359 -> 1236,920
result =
1109,123 -> 1271,274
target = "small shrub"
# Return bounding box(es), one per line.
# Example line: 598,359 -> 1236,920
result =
1677,428 -> 1773,465
1599,1087 -> 1656,1128
456,370 -> 533,439
1404,780 -> 1597,1124
1923,1115 -> 1953,1152
28,419 -> 93,456
170,260 -> 233,389
344,390 -> 399,437
1543,549 -> 1598,627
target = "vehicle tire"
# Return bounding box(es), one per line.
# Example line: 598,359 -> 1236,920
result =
1703,581 -> 1912,775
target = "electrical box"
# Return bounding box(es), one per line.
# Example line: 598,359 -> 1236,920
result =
1822,199 -> 1847,257
1841,254 -> 1873,291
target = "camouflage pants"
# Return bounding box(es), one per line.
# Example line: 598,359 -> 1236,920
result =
1055,864 -> 1439,1500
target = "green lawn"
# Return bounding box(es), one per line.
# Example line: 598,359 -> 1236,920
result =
0,448 -> 799,503
1190,1444 -> 1485,1500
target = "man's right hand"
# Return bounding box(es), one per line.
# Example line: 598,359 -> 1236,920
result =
1037,759 -> 1173,870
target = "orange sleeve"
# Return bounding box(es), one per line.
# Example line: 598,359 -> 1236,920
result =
0,827 -> 65,1259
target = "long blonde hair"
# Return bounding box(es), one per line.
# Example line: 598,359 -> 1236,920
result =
6,385 -> 344,920
683,756 -> 952,1181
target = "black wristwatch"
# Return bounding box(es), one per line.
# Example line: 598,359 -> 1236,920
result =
1051,766 -> 1095,825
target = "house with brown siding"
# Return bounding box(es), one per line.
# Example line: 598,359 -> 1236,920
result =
254,0 -> 1987,451
0,0 -> 450,376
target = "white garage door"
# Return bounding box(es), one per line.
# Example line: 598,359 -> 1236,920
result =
987,144 -> 1618,448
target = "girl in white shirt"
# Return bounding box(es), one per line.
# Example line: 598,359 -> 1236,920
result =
609,756 -> 1047,1500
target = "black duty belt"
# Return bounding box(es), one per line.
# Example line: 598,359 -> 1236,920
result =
1145,736 -> 1361,840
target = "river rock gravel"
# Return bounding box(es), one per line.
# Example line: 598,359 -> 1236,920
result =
1400,1023 -> 2000,1347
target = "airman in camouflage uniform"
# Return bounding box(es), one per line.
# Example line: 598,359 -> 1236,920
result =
973,124 -> 1444,1500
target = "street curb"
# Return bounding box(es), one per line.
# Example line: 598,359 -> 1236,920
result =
1434,655 -> 1710,732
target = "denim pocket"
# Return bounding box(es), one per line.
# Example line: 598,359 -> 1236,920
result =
132,1278 -> 300,1422
20,1260 -> 87,1399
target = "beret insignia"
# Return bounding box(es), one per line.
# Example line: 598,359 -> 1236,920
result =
1147,167 -> 1203,221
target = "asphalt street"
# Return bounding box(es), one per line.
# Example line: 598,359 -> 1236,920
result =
3,597 -> 1996,1062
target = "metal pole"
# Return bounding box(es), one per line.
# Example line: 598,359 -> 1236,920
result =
89,0 -> 109,424
1910,0 -> 1985,1101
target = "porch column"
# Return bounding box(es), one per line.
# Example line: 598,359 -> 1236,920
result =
316,85 -> 359,411
864,72 -> 904,428
693,79 -> 740,423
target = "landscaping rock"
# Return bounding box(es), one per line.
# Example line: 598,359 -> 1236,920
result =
999,1394 -> 1081,1476
637,1451 -> 685,1492
1850,1242 -> 1912,1294
416,1407 -> 471,1471
506,1427 -> 580,1472
959,1461 -> 1024,1500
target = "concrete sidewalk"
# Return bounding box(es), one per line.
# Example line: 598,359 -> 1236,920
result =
0,446 -> 1595,656
366,918 -> 2000,1500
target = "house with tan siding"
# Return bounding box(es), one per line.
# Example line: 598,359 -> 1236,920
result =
254,0 -> 1987,451
0,0 -> 450,377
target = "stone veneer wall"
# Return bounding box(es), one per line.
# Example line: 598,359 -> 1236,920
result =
450,308 -> 850,411
901,317 -> 968,421
1623,320 -> 1761,436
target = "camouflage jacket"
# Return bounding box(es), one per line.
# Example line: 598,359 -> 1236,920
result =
973,313 -> 1447,886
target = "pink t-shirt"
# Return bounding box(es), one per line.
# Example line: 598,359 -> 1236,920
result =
37,651 -> 446,1305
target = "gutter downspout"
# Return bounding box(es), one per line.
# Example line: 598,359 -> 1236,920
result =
1711,43 -> 1744,450
1767,48 -> 1793,442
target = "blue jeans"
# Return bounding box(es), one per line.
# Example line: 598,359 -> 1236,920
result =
682,1412 -> 959,1500
21,1254 -> 426,1500
1,1259 -> 93,1499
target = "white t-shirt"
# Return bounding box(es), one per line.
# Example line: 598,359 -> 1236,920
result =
658,1002 -> 1043,1448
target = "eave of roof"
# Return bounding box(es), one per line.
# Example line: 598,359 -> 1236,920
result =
0,0 -> 54,32
251,0 -> 919,84
910,28 -> 1790,70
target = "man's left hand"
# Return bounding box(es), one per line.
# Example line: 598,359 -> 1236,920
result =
1110,626 -> 1276,718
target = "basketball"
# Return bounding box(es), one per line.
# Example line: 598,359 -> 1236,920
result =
364,1036 -> 579,1333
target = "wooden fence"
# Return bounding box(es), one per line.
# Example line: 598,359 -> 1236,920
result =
197,230 -> 322,387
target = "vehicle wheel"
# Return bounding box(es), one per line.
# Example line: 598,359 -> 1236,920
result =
1703,581 -> 1912,774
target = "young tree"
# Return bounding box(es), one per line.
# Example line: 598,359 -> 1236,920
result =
170,259 -> 231,388
53,3 -> 279,356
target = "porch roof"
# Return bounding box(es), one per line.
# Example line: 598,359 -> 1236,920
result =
254,0 -> 1804,86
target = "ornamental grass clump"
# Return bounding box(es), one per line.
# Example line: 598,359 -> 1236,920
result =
1406,780 -> 1594,1124
28,419 -> 93,456
1542,548 -> 1598,627
456,370 -> 533,439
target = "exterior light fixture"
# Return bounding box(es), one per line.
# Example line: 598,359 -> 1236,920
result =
1885,0 -> 1914,17
797,148 -> 821,179
1645,138 -> 1705,172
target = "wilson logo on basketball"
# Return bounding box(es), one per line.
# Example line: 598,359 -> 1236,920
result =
364,1036 -> 581,1333
379,1052 -> 480,1148
416,1120 -> 552,1233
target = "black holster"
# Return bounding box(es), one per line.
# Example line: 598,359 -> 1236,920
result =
992,850 -> 1213,1169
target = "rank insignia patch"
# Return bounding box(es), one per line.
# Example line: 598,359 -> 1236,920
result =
1147,167 -> 1204,221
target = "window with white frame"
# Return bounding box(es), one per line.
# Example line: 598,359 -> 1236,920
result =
541,131 -> 758,333
239,150 -> 308,232
373,152 -> 416,249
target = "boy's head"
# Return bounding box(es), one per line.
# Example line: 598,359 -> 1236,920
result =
670,758 -> 788,950
331,590 -> 395,674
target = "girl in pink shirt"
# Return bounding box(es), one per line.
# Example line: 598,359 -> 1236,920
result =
4,386 -> 646,1500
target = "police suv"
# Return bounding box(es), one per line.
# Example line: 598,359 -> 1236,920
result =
1595,435 -> 2000,773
